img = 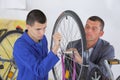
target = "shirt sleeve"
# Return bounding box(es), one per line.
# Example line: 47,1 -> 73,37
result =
13,41 -> 59,78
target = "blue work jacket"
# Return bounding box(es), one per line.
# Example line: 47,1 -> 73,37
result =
13,30 -> 59,80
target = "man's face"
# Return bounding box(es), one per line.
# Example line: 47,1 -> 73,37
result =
84,20 -> 104,42
27,21 -> 46,42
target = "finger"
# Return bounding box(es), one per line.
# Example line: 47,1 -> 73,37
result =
53,33 -> 62,40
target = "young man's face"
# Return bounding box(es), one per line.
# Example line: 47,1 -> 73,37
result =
84,20 -> 104,42
27,21 -> 47,42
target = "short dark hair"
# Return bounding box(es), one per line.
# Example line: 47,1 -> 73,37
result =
26,9 -> 47,26
88,16 -> 104,31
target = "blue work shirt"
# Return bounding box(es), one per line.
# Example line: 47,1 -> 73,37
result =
13,30 -> 59,80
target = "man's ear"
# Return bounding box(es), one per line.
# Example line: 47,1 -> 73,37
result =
100,31 -> 104,37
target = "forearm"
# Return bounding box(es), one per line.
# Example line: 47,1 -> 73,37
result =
52,44 -> 59,54
36,51 -> 59,77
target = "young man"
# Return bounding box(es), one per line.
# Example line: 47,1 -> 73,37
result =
67,16 -> 115,80
13,9 -> 61,80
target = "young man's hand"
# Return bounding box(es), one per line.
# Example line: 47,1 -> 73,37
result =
52,32 -> 62,54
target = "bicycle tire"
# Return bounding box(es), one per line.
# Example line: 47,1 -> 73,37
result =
116,75 -> 120,80
0,30 -> 23,80
0,76 -> 3,80
50,10 -> 86,80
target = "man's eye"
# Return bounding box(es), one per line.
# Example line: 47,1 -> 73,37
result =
36,29 -> 41,30
92,28 -> 98,31
85,26 -> 90,29
93,28 -> 97,30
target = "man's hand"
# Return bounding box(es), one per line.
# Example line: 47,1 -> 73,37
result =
52,32 -> 62,54
66,48 -> 82,64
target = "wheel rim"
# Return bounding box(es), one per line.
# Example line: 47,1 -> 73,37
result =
0,31 -> 22,80
51,10 -> 86,80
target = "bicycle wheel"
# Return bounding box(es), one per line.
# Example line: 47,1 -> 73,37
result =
50,10 -> 86,80
116,75 -> 120,80
0,29 -> 23,80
